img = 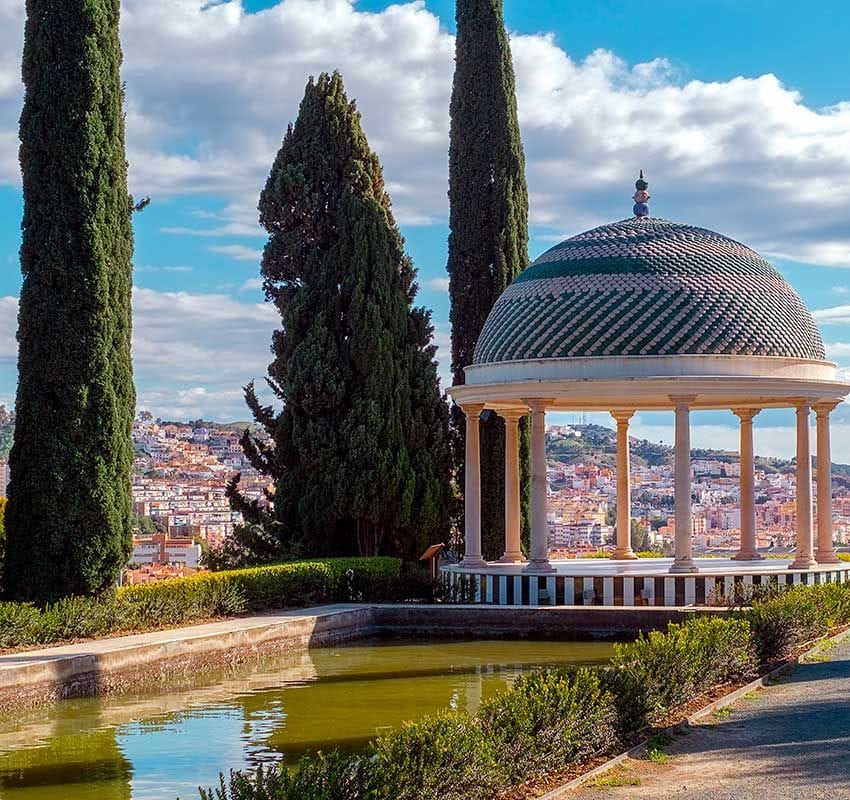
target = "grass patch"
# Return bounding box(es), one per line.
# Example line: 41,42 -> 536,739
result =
589,769 -> 642,788
643,747 -> 670,764
713,708 -> 732,720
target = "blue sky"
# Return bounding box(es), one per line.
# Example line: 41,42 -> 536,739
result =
0,0 -> 849,458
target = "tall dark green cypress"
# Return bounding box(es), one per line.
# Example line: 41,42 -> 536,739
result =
447,0 -> 531,559
4,0 -> 135,601
231,72 -> 451,558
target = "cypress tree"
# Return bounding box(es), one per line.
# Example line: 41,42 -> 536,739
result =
447,0 -> 531,559
231,72 -> 450,557
4,0 -> 135,601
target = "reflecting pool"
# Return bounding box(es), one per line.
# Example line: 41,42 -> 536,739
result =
0,638 -> 614,799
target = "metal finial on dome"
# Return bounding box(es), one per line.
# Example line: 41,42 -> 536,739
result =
632,170 -> 650,217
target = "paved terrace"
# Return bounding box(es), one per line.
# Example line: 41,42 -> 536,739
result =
575,635 -> 850,800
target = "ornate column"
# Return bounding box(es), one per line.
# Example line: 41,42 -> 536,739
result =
791,402 -> 816,569
460,403 -> 487,568
815,402 -> 839,564
670,395 -> 698,573
611,410 -> 637,560
500,410 -> 526,563
732,408 -> 762,560
523,399 -> 555,573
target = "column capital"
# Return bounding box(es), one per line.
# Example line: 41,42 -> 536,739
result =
460,402 -> 486,418
522,398 -> 554,413
498,408 -> 527,423
790,397 -> 812,413
732,407 -> 761,423
611,409 -> 635,424
668,394 -> 697,409
814,400 -> 841,418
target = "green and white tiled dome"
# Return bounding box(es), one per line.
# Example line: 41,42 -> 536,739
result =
473,216 -> 826,365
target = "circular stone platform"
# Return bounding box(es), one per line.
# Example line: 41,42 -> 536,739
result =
441,559 -> 850,607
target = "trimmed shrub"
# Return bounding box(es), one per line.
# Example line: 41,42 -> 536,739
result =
610,616 -> 756,720
372,710 -> 502,800
480,667 -> 617,783
748,581 -> 850,665
0,557 -> 401,651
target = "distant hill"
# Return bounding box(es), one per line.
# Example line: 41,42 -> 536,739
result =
548,423 -> 847,475
155,419 -> 262,434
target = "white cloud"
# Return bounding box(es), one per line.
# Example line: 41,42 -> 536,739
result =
3,1 -> 850,418
1,1 -> 849,264
239,277 -> 264,292
0,295 -> 16,364
209,243 -> 263,262
825,342 -> 850,358
136,264 -> 194,273
424,277 -> 450,291
814,305 -> 850,326
0,289 -> 277,419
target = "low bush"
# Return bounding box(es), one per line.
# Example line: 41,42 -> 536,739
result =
197,581 -> 850,800
748,581 -> 850,665
609,616 -> 756,722
0,556 -> 401,651
479,667 -> 618,784
374,710 -> 502,800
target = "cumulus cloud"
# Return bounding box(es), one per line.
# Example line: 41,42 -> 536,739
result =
0,295 -> 16,364
814,305 -> 850,326
3,0 -> 850,419
0,289 -> 278,419
424,277 -> 450,291
1,0 -> 850,264
209,243 -> 263,262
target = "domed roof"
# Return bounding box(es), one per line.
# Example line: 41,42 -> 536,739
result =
473,216 -> 826,366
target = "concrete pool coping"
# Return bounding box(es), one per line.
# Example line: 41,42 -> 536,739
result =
0,603 -> 724,709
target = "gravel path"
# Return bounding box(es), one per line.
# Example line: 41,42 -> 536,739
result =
574,636 -> 850,800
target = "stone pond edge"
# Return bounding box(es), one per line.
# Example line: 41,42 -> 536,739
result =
0,603 -> 721,710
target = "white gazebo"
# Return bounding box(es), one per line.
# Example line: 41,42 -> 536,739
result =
445,177 -> 850,607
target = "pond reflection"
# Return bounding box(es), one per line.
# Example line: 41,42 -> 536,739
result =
0,638 -> 613,799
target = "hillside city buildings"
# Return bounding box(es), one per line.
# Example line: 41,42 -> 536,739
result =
546,427 -> 850,557
127,416 -> 271,575
2,419 -> 847,580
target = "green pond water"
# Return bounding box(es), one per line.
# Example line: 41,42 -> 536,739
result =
0,638 -> 614,800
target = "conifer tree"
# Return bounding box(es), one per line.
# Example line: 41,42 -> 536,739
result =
4,0 -> 136,602
447,0 -> 531,559
230,72 -> 450,557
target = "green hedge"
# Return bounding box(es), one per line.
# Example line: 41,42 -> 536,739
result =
0,557 -> 401,650
199,581 -> 850,800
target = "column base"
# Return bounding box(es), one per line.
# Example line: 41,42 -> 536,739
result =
523,559 -> 556,574
732,551 -> 764,561
669,558 -> 699,574
611,549 -> 638,560
499,551 -> 526,564
789,556 -> 817,569
459,556 -> 488,569
815,552 -> 841,565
